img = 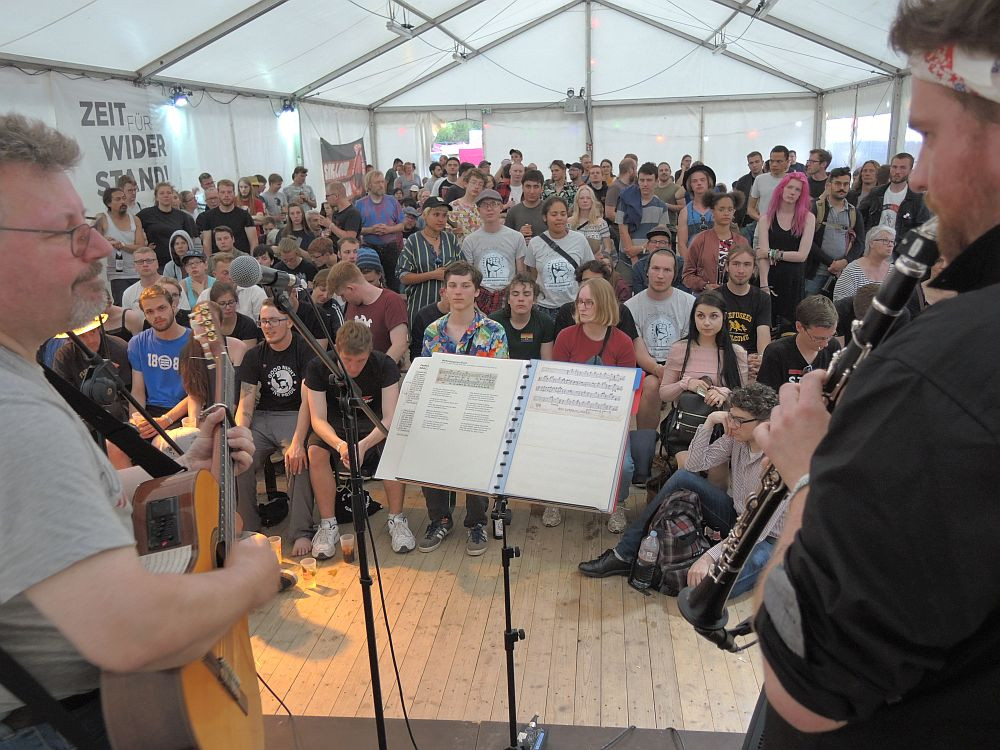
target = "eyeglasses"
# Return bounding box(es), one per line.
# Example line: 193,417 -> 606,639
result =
134,259 -> 158,266
217,299 -> 238,308
803,329 -> 833,345
575,299 -> 595,308
260,318 -> 289,326
0,223 -> 95,258
871,237 -> 894,244
727,412 -> 760,426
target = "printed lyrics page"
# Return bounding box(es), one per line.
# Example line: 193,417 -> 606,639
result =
374,358 -> 430,481
502,361 -> 637,511
393,354 -> 526,493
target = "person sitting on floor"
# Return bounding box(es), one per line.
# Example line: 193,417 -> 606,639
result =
579,382 -> 781,600
756,294 -> 840,391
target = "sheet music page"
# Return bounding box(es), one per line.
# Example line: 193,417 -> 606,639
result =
502,361 -> 638,512
374,358 -> 430,481
395,354 -> 526,494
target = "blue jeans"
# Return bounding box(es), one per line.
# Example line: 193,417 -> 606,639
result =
614,469 -> 735,562
0,694 -> 109,748
618,441 -> 634,504
729,537 -> 776,598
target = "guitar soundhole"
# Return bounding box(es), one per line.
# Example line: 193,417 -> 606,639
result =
146,496 -> 182,551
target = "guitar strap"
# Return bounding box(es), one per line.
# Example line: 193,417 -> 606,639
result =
0,646 -> 101,749
42,365 -> 182,478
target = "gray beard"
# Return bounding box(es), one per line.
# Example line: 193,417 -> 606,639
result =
69,260 -> 110,328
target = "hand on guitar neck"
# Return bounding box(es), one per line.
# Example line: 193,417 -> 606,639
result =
178,407 -> 254,476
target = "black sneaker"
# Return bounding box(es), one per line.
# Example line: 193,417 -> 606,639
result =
418,517 -> 453,553
578,549 -> 631,578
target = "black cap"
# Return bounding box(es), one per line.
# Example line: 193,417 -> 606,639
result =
423,196 -> 451,210
683,164 -> 717,190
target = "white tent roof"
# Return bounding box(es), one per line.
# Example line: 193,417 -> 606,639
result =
1,0 -> 907,109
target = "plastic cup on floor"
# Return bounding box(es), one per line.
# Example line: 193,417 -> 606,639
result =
268,535 -> 282,563
300,557 -> 317,588
340,534 -> 356,563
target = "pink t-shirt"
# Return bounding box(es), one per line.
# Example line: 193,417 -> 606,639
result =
659,340 -> 748,403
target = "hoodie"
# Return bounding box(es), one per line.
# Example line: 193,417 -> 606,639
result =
163,229 -> 196,280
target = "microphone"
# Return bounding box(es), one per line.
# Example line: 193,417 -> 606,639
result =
229,255 -> 302,290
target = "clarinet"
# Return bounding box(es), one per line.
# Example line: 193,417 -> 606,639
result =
677,218 -> 940,651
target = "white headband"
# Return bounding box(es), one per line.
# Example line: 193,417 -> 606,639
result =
909,45 -> 1000,105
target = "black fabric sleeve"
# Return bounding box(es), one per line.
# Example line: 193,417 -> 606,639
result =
238,344 -> 261,385
756,351 -> 1000,722
302,356 -> 326,392
617,303 -> 639,341
756,343 -> 785,390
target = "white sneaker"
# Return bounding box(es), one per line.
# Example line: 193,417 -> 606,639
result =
607,507 -> 628,534
388,515 -> 416,553
542,506 -> 562,527
311,521 -> 340,560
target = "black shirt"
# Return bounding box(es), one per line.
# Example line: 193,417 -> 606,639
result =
303,350 -> 399,439
52,334 -> 132,421
755,225 -> 1000,747
330,205 -> 363,239
807,175 -> 827,200
720,285 -> 771,354
437,178 -> 458,198
489,307 -> 555,360
196,206 -> 255,253
275,258 -> 319,283
293,293 -> 334,343
444,185 -> 466,203
227,312 -> 259,341
554,301 -> 638,341
136,206 -> 197,268
410,302 -> 447,361
756,333 -> 840,390
239,333 -> 316,411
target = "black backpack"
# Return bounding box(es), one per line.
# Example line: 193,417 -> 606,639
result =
632,489 -> 711,595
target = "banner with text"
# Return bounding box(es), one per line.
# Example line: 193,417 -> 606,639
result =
320,137 -> 366,201
49,76 -> 182,214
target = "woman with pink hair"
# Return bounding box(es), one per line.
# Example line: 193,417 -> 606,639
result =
756,172 -> 816,331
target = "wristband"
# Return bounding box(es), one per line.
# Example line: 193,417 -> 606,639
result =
789,473 -> 810,499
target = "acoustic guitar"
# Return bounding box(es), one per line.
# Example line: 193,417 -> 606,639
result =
100,303 -> 264,749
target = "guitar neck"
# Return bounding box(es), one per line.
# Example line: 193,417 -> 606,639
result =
213,352 -> 237,559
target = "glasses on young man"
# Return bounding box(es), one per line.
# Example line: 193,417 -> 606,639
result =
803,329 -> 834,345
0,223 -> 96,258
727,412 -> 760,427
260,318 -> 289,327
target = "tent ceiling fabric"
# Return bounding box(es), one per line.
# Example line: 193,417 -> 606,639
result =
0,0 -> 907,108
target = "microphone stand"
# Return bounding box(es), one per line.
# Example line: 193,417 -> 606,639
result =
65,330 -> 183,455
270,288 -> 389,750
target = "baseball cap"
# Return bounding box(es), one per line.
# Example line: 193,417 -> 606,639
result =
182,249 -> 207,264
475,189 -> 503,205
423,196 -> 452,211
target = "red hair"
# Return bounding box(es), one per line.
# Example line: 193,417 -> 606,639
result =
765,172 -> 811,237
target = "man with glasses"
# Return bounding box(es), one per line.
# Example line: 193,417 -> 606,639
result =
235,298 -> 316,539
461,189 -> 525,315
757,294 -> 840,391
579,382 -> 780,583
323,181 -> 362,243
805,149 -> 832,200
120,246 -> 163,311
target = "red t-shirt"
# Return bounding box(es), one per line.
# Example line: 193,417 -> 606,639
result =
346,289 -> 408,354
552,324 -> 637,367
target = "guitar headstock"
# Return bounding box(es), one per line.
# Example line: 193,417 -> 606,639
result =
191,302 -> 223,368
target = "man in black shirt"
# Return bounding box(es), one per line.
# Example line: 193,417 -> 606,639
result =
303,320 -> 415,556
756,295 -> 839,391
235,299 -> 315,545
323,181 -> 363,242
197,179 -> 257,254
489,275 -> 555,360
718,246 -> 771,377
750,5 -> 1000,744
410,290 -> 449,362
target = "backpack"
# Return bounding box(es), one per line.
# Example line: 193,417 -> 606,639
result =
632,489 -> 711,595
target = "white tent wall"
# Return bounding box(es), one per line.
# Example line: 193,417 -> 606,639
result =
483,108 -> 587,169
702,99 -> 816,186
820,77 -> 899,170
592,104 -> 700,173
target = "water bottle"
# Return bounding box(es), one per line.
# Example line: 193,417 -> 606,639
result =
630,530 -> 659,590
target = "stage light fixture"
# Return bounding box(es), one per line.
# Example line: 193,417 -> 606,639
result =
169,86 -> 191,107
386,19 -> 415,38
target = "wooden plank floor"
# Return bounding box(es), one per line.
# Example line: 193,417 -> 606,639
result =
251,481 -> 762,734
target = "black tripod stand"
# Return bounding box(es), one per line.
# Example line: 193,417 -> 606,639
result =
271,289 -> 390,750
492,495 -> 529,750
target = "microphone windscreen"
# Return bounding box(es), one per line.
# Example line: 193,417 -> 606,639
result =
229,255 -> 264,288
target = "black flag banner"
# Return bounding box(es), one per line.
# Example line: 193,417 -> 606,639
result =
321,137 -> 367,200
